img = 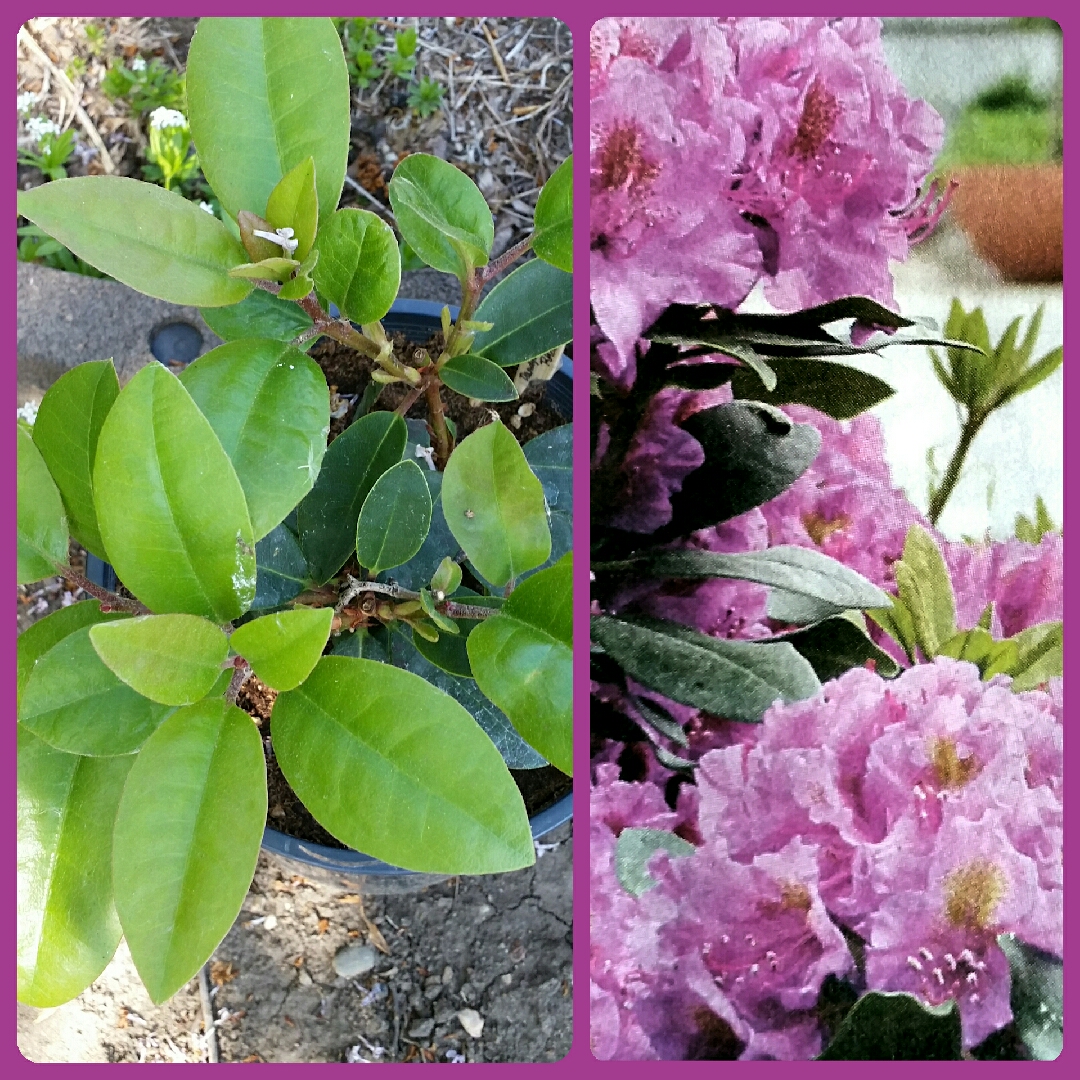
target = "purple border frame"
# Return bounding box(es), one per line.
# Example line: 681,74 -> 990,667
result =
6,2 -> 1074,1073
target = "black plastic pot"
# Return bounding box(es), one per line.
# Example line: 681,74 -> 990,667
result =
88,297 -> 573,886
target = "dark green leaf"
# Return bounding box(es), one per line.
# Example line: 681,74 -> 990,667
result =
663,363 -> 738,392
818,991 -> 962,1059
531,154 -> 572,272
439,355 -> 519,401
776,615 -> 901,682
731,357 -> 894,420
591,616 -> 821,721
615,827 -> 695,897
379,471 -> 460,592
32,360 -> 119,558
356,459 -> 433,574
471,259 -> 573,368
296,410 -> 407,584
252,522 -> 310,609
523,423 -> 573,573
200,288 -> 314,344
998,934 -> 1062,1060
17,425 -> 69,584
312,208 -> 401,324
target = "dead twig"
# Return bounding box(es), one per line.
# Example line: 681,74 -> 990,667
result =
480,21 -> 511,87
197,963 -> 220,1063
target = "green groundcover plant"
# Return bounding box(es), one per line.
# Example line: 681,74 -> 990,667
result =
17,16 -> 573,1008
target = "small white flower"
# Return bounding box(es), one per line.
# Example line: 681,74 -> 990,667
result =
25,117 -> 61,143
414,444 -> 437,471
17,92 -> 38,114
17,401 -> 39,426
252,226 -> 299,257
131,56 -> 147,71
148,106 -> 187,131
198,200 -> 215,215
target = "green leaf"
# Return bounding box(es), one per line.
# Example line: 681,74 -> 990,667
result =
391,630 -> 545,769
17,425 -> 68,584
471,259 -> 573,367
731,357 -> 894,420
468,553 -> 573,775
388,153 -> 493,279
413,623 -> 473,677
439,354 -> 519,401
818,991 -> 962,1059
614,827 -> 695,898
186,17 -> 350,228
17,728 -> 134,1007
17,601 -> 127,713
441,419 -> 550,588
112,698 -> 266,1004
17,177 -> 252,306
377,471 -> 459,592
605,546 -> 889,618
228,257 -> 300,282
265,156 -> 318,261
1006,621 -> 1062,691
776,614 -> 901,682
88,615 -> 228,706
867,597 -> 919,665
32,360 -> 119,559
937,627 -> 1018,680
179,339 -> 330,540
893,524 -> 956,659
659,403 -> 820,539
19,627 -> 174,756
663,363 -> 739,392
230,607 -> 334,691
93,363 -> 256,621
272,657 -> 535,873
297,410 -> 407,584
277,274 -> 313,301
591,615 -> 821,722
356,459 -> 433,574
430,555 -> 462,597
1003,345 -> 1062,402
312,208 -> 401,324
200,287 -> 314,344
523,423 -> 573,573
532,154 -> 572,272
252,522 -> 310,609
998,934 -> 1062,1060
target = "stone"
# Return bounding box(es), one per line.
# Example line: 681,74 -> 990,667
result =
297,969 -> 313,987
333,944 -> 377,979
457,1009 -> 484,1039
407,1018 -> 435,1040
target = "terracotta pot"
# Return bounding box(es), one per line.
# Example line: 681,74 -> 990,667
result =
948,164 -> 1063,283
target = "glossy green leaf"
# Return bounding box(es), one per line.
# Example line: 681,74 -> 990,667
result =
88,615 -> 228,706
179,339 -> 330,540
471,259 -> 573,368
273,656 -> 535,873
265,156 -> 318,261
19,627 -> 174,756
777,614 -> 901,682
614,827 -> 695,898
468,553 -> 573,774
441,420 -> 550,588
277,274 -> 313,301
998,934 -> 1062,1060
439,354 -> 519,401
818,992 -> 962,1059
391,630 -> 544,769
430,556 -> 462,598
894,524 -> 956,660
356,459 -> 433,574
523,424 -> 573,573
93,363 -> 256,621
378,471 -> 462,593
186,17 -> 350,227
731,357 -> 895,420
1007,621 -> 1063,691
200,287 -> 314,344
531,154 -> 572,272
32,360 -> 119,559
413,624 -> 473,677
388,153 -> 493,279
252,522 -> 311,609
296,410 -> 407,584
17,601 -> 127,713
228,257 -> 299,282
17,727 -> 134,1007
17,177 -> 252,306
229,607 -> 333,691
591,615 -> 821,722
312,208 -> 401,324
112,699 -> 266,1004
17,425 -> 68,584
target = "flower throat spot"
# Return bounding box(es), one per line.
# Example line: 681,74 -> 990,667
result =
599,125 -> 661,193
788,80 -> 840,160
931,738 -> 980,790
944,860 -> 1006,931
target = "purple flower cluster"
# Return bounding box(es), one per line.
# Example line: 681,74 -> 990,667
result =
591,660 -> 1063,1058
590,17 -> 945,373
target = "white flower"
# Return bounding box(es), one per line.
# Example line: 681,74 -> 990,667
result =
198,200 -> 215,215
252,226 -> 299,257
148,106 -> 187,131
131,56 -> 147,71
17,92 -> 38,114
25,116 -> 61,143
17,401 -> 39,426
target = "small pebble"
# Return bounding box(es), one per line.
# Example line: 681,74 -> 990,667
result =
333,944 -> 377,979
297,969 -> 313,987
408,1018 -> 435,1039
457,1009 -> 484,1038
263,915 -> 278,931
442,966 -> 454,985
517,402 -> 536,418
500,973 -> 512,987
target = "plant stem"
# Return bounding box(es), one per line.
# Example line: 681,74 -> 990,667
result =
424,375 -> 453,468
481,234 -> 533,283
54,565 -> 151,615
336,578 -> 497,620
928,412 -> 985,526
225,662 -> 251,705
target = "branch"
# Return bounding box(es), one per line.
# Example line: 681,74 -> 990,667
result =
56,565 -> 151,615
481,234 -> 533,283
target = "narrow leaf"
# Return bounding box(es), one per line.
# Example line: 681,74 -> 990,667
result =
731,357 -> 894,420
894,525 -> 956,659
